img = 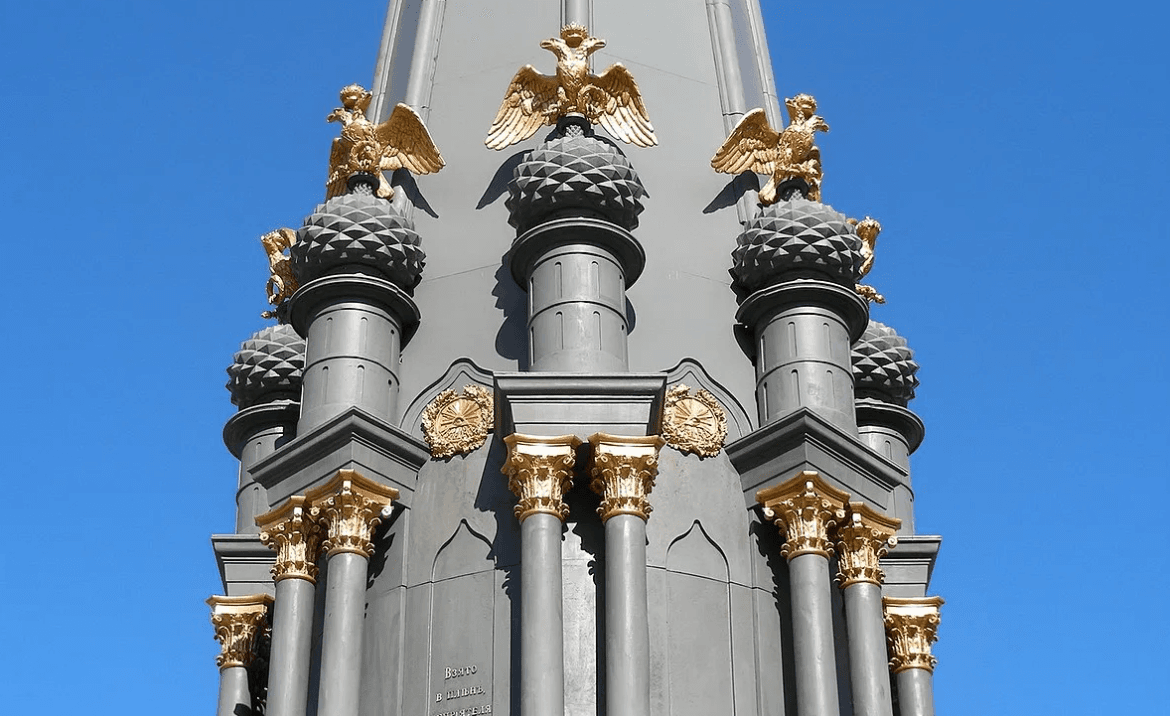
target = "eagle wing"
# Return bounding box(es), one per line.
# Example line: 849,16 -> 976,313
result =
325,137 -> 350,199
376,103 -> 445,176
485,65 -> 560,150
710,109 -> 781,176
587,63 -> 657,147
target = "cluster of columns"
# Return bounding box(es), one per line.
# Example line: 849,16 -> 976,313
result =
210,468 -> 399,716
757,470 -> 943,716
501,431 -> 664,716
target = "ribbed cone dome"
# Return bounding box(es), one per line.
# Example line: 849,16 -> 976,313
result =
506,119 -> 646,234
292,183 -> 425,290
731,198 -> 864,291
852,321 -> 920,406
226,324 -> 306,409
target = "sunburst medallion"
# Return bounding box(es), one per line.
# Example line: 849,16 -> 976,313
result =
661,384 -> 727,457
421,385 -> 494,458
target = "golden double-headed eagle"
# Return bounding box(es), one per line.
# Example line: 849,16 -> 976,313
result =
325,84 -> 445,199
485,24 -> 656,150
711,94 -> 830,204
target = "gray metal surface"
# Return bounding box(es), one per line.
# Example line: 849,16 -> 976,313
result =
843,582 -> 894,716
216,666 -> 250,716
267,577 -> 316,716
318,552 -> 370,716
788,553 -> 841,716
895,669 -> 934,716
604,514 -> 650,716
519,514 -> 565,716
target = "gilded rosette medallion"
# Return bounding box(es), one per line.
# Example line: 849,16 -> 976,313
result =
661,385 -> 727,457
422,385 -> 494,458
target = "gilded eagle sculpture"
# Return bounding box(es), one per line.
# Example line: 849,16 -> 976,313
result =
711,94 -> 830,204
325,84 -> 444,200
485,24 -> 657,149
260,228 -> 298,319
849,216 -> 886,304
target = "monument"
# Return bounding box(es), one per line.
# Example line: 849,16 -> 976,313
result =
207,3 -> 945,716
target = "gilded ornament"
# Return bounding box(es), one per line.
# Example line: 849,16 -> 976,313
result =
501,433 -> 581,522
589,433 -> 665,522
485,24 -> 657,150
884,596 -> 944,673
848,216 -> 885,304
325,84 -> 445,200
711,94 -> 829,204
305,469 -> 400,559
756,471 -> 849,560
260,228 -> 299,319
207,594 -> 273,670
661,384 -> 727,457
257,495 -> 323,583
421,385 -> 494,458
835,501 -> 900,588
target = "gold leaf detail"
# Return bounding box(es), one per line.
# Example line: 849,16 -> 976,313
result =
422,385 -> 494,458
661,384 -> 727,457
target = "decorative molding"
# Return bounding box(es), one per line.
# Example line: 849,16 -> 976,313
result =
756,470 -> 849,560
256,496 -> 322,583
421,385 -> 494,458
589,433 -> 665,522
661,384 -> 727,457
836,501 -> 900,588
305,469 -> 400,559
207,594 -> 273,670
399,358 -> 494,439
501,433 -> 582,522
884,596 -> 944,673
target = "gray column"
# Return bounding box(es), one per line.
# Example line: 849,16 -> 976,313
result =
737,282 -> 869,435
527,237 -> 629,372
563,0 -> 590,26
502,433 -> 580,716
520,513 -> 567,716
217,665 -> 251,716
757,472 -> 851,716
298,295 -> 403,431
855,402 -> 924,535
317,552 -> 369,716
589,434 -> 662,716
603,514 -> 651,716
224,402 -> 300,534
788,553 -> 841,716
266,577 -> 317,716
895,669 -> 934,716
843,582 -> 893,716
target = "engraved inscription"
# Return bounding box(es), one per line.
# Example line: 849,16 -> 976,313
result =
433,663 -> 490,715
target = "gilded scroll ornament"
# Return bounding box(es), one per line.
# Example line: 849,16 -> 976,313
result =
661,384 -> 727,457
756,471 -> 849,560
848,217 -> 885,304
260,228 -> 299,319
884,596 -> 944,673
207,594 -> 273,670
257,495 -> 323,583
835,501 -> 900,588
305,469 -> 400,559
502,434 -> 581,522
421,385 -> 494,458
711,94 -> 829,204
325,84 -> 445,200
485,24 -> 657,150
589,434 -> 665,522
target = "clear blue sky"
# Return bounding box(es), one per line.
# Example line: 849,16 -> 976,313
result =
0,2 -> 1165,714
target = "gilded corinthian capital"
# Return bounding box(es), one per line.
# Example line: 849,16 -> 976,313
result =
257,495 -> 323,583
304,469 -> 400,559
207,594 -> 273,670
756,471 -> 850,560
589,433 -> 665,522
835,501 -> 901,588
884,596 -> 944,673
502,433 -> 582,522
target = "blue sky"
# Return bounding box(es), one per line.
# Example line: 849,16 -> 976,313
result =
0,2 -> 1165,714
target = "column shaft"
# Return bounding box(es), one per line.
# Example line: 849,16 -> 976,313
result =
217,666 -> 251,716
604,514 -> 650,716
843,582 -> 894,716
528,243 -> 628,372
266,578 -> 317,716
236,423 -> 286,533
299,299 -> 402,431
316,552 -> 369,716
520,513 -> 566,716
755,303 -> 856,433
563,0 -> 590,26
895,669 -> 934,716
788,553 -> 841,716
